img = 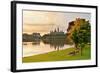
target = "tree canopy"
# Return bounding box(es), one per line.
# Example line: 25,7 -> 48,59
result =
71,21 -> 91,50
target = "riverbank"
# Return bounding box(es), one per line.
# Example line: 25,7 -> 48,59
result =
22,44 -> 91,63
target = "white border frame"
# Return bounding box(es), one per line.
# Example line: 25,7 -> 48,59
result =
13,2 -> 97,71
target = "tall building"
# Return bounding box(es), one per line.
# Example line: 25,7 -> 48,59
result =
50,27 -> 64,35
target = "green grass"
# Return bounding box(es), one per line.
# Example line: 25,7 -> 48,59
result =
22,45 -> 91,63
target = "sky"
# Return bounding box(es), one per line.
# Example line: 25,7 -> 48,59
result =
23,10 -> 91,36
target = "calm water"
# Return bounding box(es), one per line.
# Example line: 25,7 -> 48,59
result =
23,41 -> 74,57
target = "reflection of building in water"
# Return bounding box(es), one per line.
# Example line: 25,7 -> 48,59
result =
42,27 -> 67,51
23,27 -> 67,51
32,33 -> 41,45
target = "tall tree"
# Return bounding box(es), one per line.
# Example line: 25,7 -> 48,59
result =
71,21 -> 91,55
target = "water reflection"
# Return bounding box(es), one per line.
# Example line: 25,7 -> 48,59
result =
42,39 -> 67,51
32,40 -> 40,45
23,38 -> 69,50
23,38 -> 74,57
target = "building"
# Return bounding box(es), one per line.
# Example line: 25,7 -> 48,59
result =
50,27 -> 64,36
42,27 -> 66,41
32,33 -> 41,38
23,33 -> 41,42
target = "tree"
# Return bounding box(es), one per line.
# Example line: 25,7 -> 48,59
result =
71,21 -> 91,55
71,29 -> 80,49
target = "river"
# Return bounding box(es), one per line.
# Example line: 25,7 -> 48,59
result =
23,41 -> 74,57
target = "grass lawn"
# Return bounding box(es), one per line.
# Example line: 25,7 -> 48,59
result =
22,45 -> 91,63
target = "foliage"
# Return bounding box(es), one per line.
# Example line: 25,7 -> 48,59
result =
71,21 -> 91,51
